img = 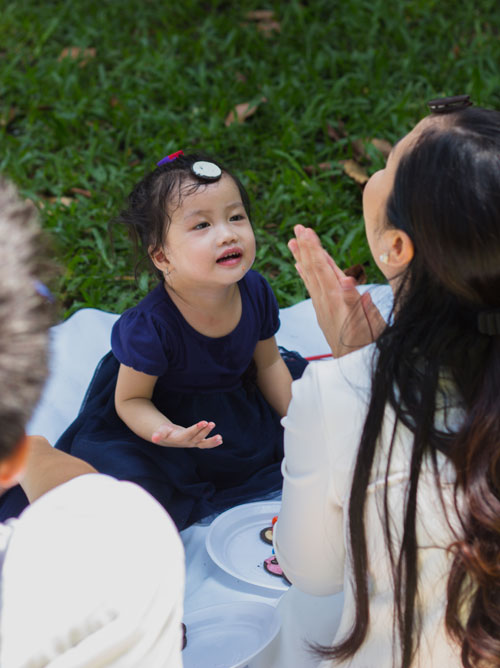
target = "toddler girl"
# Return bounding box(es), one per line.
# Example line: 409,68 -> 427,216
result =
55,152 -> 305,530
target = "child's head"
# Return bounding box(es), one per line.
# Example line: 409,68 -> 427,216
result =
119,152 -> 253,280
364,105 -> 500,318
0,179 -> 53,465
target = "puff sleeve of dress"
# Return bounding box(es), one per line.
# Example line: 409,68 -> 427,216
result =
111,309 -> 170,377
244,270 -> 280,341
274,347 -> 373,596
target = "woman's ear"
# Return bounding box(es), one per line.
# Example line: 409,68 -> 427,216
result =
379,228 -> 414,272
149,245 -> 170,273
0,434 -> 30,488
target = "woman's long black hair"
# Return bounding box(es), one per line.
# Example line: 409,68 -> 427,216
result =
318,107 -> 500,667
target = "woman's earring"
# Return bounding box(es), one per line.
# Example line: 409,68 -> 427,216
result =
379,252 -> 389,263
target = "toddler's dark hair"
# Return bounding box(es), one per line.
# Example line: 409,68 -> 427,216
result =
117,153 -> 252,279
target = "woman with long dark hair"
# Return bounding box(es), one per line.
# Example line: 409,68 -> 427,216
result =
272,99 -> 500,667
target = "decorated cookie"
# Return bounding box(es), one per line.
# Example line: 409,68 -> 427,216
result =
259,515 -> 279,545
260,526 -> 273,545
263,555 -> 291,585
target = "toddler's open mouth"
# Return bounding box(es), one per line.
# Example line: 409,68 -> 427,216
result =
216,250 -> 242,264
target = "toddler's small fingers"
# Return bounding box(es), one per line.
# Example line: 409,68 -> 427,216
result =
197,434 -> 223,449
194,420 -> 215,436
183,421 -> 209,438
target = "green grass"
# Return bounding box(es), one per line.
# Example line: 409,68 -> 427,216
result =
2,0 -> 500,316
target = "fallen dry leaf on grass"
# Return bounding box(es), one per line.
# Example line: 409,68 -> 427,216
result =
370,138 -> 392,158
303,162 -> 334,176
352,137 -> 393,161
56,197 -> 75,207
70,187 -> 92,198
326,125 -> 342,142
339,159 -> 369,184
257,20 -> 281,34
37,196 -> 75,210
58,47 -> 96,67
225,97 -> 267,126
245,10 -> 275,20
326,120 -> 347,142
0,107 -> 19,126
351,139 -> 367,161
244,9 -> 281,36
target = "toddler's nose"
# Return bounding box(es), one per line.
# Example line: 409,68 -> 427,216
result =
218,222 -> 238,244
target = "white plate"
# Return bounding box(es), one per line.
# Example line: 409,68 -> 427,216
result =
182,601 -> 280,668
206,501 -> 289,591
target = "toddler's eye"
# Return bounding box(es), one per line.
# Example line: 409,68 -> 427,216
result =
194,222 -> 210,230
230,214 -> 245,222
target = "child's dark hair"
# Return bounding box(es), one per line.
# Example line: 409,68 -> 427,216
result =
118,153 -> 252,279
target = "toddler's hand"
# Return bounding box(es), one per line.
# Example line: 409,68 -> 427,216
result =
151,421 -> 222,449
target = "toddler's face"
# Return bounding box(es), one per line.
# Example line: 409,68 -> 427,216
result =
152,174 -> 256,288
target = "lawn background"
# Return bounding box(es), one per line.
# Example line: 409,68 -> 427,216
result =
2,0 -> 500,317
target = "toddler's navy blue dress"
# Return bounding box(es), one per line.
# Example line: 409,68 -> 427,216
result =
0,271 -> 306,530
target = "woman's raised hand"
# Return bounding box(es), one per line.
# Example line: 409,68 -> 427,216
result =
152,421 -> 223,448
288,225 -> 386,357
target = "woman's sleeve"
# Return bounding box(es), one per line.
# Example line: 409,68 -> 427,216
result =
111,310 -> 169,376
273,362 -> 347,596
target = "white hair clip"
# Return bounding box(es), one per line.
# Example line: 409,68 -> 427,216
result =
191,161 -> 222,181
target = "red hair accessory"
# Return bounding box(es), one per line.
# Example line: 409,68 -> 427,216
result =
157,150 -> 184,167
